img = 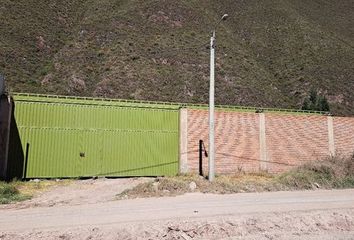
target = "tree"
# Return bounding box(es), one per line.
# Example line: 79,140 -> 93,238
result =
301,89 -> 330,112
318,96 -> 330,111
301,98 -> 310,110
0,74 -> 4,95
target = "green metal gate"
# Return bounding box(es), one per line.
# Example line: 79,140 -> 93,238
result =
11,94 -> 180,178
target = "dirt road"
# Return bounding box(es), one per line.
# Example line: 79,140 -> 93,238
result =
1,189 -> 354,239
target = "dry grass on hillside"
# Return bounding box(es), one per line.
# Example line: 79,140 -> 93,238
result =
1,0 -> 354,115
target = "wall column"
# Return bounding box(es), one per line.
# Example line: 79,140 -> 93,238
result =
259,113 -> 268,171
179,108 -> 188,174
327,116 -> 335,156
0,95 -> 11,180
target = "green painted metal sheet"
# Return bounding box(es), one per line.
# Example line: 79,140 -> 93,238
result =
101,131 -> 178,176
11,95 -> 179,178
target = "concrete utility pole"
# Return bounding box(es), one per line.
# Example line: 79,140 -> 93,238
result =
209,14 -> 228,182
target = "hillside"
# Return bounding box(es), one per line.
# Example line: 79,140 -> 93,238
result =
1,0 -> 353,115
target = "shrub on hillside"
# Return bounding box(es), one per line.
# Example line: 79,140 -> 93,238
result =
301,89 -> 330,112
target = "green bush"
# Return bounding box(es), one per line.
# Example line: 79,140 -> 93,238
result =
301,89 -> 330,112
0,182 -> 30,204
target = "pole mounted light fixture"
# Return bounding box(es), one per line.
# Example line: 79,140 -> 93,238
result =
209,14 -> 228,182
221,14 -> 229,20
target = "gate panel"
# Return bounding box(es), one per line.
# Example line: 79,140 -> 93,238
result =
23,128 -> 81,178
79,130 -> 103,177
11,94 -> 180,178
101,130 -> 178,176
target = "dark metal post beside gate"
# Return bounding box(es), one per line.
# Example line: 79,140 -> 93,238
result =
199,140 -> 203,176
199,140 -> 208,176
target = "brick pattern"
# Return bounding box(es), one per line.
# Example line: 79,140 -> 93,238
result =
265,114 -> 329,173
187,109 -> 260,174
334,117 -> 354,157
187,109 -> 354,174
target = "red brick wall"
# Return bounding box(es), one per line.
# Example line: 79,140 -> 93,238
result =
187,109 -> 260,174
334,117 -> 354,157
186,109 -> 354,174
265,114 -> 329,173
